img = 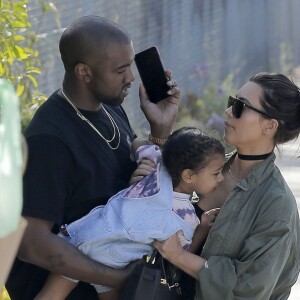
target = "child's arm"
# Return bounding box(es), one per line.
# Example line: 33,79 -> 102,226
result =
34,273 -> 77,300
188,208 -> 220,254
131,138 -> 152,154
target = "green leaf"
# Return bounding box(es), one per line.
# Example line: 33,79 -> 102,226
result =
0,63 -> 4,76
13,45 -> 28,59
27,68 -> 41,74
26,74 -> 38,87
17,83 -> 25,96
4,41 -> 15,64
11,21 -> 26,28
14,35 -> 26,41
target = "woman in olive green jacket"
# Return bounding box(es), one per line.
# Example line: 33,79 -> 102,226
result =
154,73 -> 300,300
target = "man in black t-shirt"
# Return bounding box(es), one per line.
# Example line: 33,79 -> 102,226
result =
6,16 -> 180,299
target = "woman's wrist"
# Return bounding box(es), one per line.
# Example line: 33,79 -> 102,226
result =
173,250 -> 207,280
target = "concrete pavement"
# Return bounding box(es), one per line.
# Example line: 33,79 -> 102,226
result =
275,138 -> 300,299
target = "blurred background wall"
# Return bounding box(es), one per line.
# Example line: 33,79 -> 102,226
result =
27,0 -> 300,133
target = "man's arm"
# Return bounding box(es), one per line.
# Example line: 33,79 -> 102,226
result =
18,216 -> 133,289
129,70 -> 179,184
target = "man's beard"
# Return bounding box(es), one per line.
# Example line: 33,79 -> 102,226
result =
100,94 -> 124,106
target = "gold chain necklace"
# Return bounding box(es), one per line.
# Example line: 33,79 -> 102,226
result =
61,89 -> 120,150
228,165 -> 240,182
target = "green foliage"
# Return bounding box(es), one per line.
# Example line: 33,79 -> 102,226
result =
278,43 -> 293,75
269,43 -> 294,76
0,0 -> 47,128
0,287 -> 10,299
174,68 -> 238,154
177,71 -> 237,138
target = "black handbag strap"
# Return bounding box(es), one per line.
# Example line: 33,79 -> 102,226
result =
148,249 -> 160,264
148,250 -> 168,278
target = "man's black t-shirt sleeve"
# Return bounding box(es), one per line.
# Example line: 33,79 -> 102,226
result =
23,135 -> 74,224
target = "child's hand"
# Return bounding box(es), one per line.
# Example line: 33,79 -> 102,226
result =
189,208 -> 220,253
201,208 -> 220,227
129,159 -> 155,185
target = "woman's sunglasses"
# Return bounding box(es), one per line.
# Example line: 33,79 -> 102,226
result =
227,96 -> 272,119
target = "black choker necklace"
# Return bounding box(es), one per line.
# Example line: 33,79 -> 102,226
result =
238,152 -> 273,161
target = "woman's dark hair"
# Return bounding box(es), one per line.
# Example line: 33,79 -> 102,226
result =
162,127 -> 225,187
249,73 -> 300,145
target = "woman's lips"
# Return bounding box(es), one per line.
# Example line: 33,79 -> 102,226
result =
224,120 -> 233,129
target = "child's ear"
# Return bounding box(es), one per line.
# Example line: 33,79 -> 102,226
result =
181,169 -> 193,183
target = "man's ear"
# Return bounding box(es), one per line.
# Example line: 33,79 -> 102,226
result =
263,119 -> 278,135
74,63 -> 91,83
181,169 -> 193,184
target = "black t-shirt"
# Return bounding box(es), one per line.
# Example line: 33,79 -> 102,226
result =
6,91 -> 137,299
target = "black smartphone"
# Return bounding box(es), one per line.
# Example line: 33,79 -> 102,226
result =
134,46 -> 169,103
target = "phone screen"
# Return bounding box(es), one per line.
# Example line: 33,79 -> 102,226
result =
134,46 -> 169,103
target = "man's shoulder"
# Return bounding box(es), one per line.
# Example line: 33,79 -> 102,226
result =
24,91 -> 71,137
34,91 -> 64,118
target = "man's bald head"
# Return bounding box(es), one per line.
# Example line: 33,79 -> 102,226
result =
59,16 -> 131,72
